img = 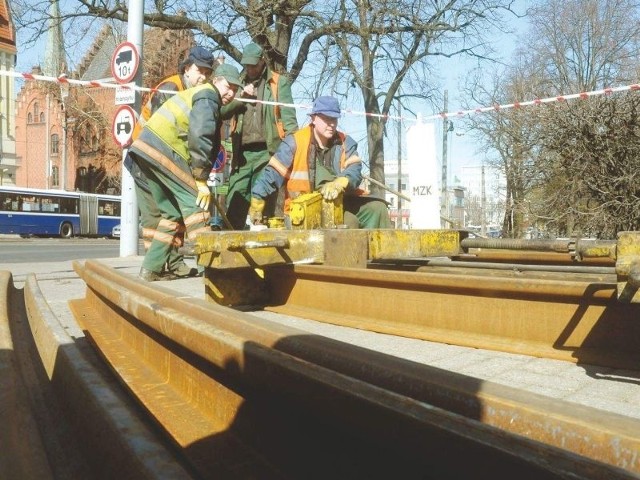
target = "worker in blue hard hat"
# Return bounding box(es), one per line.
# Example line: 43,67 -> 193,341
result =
249,95 -> 391,229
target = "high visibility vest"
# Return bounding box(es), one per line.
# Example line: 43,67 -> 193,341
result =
132,74 -> 184,140
268,126 -> 346,212
144,83 -> 215,163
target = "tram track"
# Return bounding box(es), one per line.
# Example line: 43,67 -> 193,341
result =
264,259 -> 640,370
2,258 -> 640,478
0,270 -> 194,479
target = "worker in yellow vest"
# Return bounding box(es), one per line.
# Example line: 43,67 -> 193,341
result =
128,64 -> 242,281
249,96 -> 391,229
126,46 -> 217,279
222,42 -> 298,229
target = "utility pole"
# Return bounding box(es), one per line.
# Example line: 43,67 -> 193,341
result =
120,0 -> 143,256
396,99 -> 402,229
481,164 -> 486,237
441,90 -> 448,228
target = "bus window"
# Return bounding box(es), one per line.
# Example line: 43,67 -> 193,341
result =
21,196 -> 40,212
41,197 -> 61,213
99,199 -> 120,216
59,197 -> 78,214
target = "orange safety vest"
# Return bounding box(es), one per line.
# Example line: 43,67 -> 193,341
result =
268,126 -> 346,213
132,74 -> 185,140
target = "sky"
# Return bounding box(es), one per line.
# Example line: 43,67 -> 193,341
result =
14,0 -> 531,199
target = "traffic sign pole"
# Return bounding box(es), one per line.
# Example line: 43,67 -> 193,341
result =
119,0 -> 143,258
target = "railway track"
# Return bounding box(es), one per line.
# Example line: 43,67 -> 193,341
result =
263,259 -> 640,370
2,258 -> 639,478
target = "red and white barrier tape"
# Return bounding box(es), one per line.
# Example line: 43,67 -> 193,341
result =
6,69 -> 640,123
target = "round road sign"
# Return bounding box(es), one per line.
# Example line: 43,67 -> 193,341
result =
111,41 -> 139,84
112,105 -> 137,148
213,146 -> 227,173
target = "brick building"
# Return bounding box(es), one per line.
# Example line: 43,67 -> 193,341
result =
15,13 -> 193,193
0,0 -> 16,186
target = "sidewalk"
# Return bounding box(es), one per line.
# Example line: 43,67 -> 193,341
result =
2,255 -> 639,422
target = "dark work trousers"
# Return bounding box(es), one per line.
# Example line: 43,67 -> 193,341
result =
226,146 -> 278,229
134,168 -> 187,272
343,196 -> 392,229
136,160 -> 210,274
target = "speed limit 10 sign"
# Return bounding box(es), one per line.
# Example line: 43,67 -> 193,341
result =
111,41 -> 139,84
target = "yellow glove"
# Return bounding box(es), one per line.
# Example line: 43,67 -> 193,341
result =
249,197 -> 266,224
195,180 -> 211,211
319,177 -> 349,201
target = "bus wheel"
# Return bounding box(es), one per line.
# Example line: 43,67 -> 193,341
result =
60,222 -> 74,238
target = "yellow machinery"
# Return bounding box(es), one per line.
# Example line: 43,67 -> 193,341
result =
282,192 -> 344,230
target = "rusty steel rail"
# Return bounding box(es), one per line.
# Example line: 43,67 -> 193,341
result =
0,270 -> 192,479
264,263 -> 640,371
66,259 -> 640,478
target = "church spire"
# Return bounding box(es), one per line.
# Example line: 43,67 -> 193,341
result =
43,0 -> 65,76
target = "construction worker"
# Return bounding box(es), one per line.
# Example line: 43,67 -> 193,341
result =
128,63 -> 243,281
222,42 -> 298,229
249,95 -> 391,229
126,46 -> 218,279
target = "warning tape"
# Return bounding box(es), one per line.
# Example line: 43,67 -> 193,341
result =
6,68 -> 640,123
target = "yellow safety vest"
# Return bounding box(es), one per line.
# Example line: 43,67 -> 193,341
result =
144,83 -> 214,163
132,74 -> 184,140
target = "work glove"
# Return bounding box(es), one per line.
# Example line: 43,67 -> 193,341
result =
319,177 -> 349,201
249,197 -> 266,224
195,180 -> 211,211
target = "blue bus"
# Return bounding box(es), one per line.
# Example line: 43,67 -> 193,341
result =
0,186 -> 121,238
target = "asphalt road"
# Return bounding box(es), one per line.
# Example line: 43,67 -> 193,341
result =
0,236 -> 141,263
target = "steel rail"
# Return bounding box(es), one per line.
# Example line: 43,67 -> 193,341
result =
68,259 -> 639,478
419,258 -> 616,275
0,270 -> 192,479
265,264 -> 640,370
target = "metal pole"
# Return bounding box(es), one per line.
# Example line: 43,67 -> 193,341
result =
46,93 -> 50,189
481,164 -> 486,237
396,99 -> 402,229
441,90 -> 448,228
120,0 -> 143,257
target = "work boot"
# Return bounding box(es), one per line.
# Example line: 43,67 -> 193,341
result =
139,267 -> 176,282
171,262 -> 199,278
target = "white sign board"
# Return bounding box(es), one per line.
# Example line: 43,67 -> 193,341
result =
111,41 -> 139,84
208,172 -> 224,187
406,121 -> 440,228
112,105 -> 136,148
115,85 -> 136,105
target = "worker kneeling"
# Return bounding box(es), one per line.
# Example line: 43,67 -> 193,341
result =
249,95 -> 391,229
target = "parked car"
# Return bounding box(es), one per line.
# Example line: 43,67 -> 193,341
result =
111,223 -> 142,238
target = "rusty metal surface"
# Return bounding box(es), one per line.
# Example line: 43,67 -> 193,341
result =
457,249 -> 616,265
265,264 -> 640,370
460,237 -> 617,259
68,260 -> 640,478
367,229 -> 462,259
0,269 -> 192,480
195,230 -> 325,268
196,229 -> 463,271
617,231 -> 640,302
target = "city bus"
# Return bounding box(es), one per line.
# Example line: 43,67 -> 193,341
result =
0,186 -> 121,238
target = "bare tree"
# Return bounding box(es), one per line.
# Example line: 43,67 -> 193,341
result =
525,0 -> 640,92
534,95 -> 640,238
15,0 -> 516,195
467,0 -> 640,238
464,55 -> 544,238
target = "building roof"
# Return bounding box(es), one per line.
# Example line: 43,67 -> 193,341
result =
77,26 -> 123,81
0,0 -> 16,54
75,26 -> 193,84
